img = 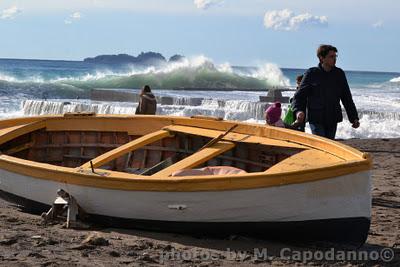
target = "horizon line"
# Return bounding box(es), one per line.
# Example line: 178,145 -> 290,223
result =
0,56 -> 398,74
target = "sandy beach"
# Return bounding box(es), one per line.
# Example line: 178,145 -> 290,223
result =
0,138 -> 399,266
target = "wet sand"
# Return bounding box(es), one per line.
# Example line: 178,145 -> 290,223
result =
0,138 -> 399,266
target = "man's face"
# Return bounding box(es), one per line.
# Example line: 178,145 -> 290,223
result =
321,50 -> 337,68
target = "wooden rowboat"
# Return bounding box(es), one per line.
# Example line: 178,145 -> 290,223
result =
0,114 -> 372,245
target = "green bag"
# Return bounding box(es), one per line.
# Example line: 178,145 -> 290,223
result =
283,105 -> 295,125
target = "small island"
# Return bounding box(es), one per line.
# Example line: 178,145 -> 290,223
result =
83,52 -> 185,66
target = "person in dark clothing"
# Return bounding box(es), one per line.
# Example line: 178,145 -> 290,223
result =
288,74 -> 306,132
292,45 -> 360,139
135,85 -> 157,115
295,74 -> 304,88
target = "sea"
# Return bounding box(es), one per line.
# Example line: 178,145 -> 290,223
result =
0,56 -> 399,139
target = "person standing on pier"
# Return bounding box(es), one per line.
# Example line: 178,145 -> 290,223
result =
135,85 -> 157,115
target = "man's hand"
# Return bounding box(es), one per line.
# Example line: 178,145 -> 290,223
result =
352,119 -> 360,128
291,111 -> 305,128
295,111 -> 305,123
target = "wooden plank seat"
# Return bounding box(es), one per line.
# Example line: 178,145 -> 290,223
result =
151,141 -> 235,177
264,149 -> 344,174
80,129 -> 174,169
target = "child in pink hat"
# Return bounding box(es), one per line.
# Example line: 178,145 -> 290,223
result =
265,102 -> 285,127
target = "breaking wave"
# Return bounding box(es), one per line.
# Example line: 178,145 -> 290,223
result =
0,56 -> 290,93
390,76 -> 400,83
57,57 -> 290,90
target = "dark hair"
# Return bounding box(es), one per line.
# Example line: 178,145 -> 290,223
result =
140,85 -> 151,95
296,74 -> 303,84
143,85 -> 151,93
317,45 -> 338,60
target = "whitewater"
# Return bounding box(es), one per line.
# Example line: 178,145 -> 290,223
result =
0,56 -> 399,139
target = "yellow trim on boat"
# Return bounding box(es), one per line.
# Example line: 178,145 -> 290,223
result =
0,116 -> 50,130
0,120 -> 46,144
0,154 -> 371,191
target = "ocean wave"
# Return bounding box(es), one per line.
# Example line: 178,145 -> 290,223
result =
0,72 -> 47,83
0,80 -> 87,99
0,73 -> 17,82
337,113 -> 400,139
249,63 -> 290,87
57,56 -> 290,90
390,76 -> 400,83
1,56 -> 290,90
58,67 -> 271,90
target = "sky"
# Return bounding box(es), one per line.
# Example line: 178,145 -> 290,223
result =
0,0 -> 399,72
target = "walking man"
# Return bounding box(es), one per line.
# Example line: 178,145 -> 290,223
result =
292,45 -> 360,139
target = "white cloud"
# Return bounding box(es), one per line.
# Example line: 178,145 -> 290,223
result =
372,20 -> 383,28
64,11 -> 82,24
194,0 -> 222,10
1,6 -> 22,19
71,12 -> 81,19
264,9 -> 327,31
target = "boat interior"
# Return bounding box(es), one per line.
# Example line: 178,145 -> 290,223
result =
0,115 -> 355,177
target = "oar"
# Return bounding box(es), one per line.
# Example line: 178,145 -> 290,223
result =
199,124 -> 238,150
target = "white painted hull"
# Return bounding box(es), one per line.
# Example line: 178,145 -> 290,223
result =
0,168 -> 371,223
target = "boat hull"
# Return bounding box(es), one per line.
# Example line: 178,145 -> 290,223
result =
0,167 -> 371,245
0,188 -> 370,246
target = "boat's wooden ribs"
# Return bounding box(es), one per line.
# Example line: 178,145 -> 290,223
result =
134,145 -> 271,169
80,129 -> 174,169
110,131 -> 301,174
30,143 -> 121,148
0,125 -> 136,167
151,141 -> 235,177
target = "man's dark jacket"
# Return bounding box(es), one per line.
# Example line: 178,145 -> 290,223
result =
292,64 -> 359,125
